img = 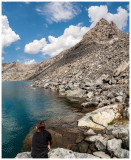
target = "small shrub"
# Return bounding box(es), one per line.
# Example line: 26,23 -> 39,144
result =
108,119 -> 115,125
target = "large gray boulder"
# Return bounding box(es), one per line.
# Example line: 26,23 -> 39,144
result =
16,152 -> 31,158
66,88 -> 86,98
16,148 -> 99,158
78,103 -> 123,130
107,138 -> 122,156
116,148 -> 129,158
85,134 -> 104,143
95,137 -> 107,151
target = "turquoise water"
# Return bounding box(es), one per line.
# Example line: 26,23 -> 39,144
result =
2,81 -> 79,158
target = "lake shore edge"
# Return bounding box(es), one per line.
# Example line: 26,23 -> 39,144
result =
19,82 -> 129,158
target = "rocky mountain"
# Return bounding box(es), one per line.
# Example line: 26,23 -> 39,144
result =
31,18 -> 129,117
2,62 -> 37,81
2,49 -> 68,82
2,18 -> 129,158
2,18 -> 129,117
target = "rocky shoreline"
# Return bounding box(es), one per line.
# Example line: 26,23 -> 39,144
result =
2,19 -> 129,158
19,85 -> 129,158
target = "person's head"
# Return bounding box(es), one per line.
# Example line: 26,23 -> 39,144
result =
36,121 -> 45,132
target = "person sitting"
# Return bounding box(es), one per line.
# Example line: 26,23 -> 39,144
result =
31,121 -> 53,158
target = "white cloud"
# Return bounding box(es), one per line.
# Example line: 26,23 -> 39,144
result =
2,15 -> 20,48
16,46 -> 20,50
36,2 -> 80,23
24,59 -> 36,65
17,58 -> 36,65
2,57 -> 4,61
24,38 -> 47,54
42,24 -> 89,57
24,24 -> 89,57
25,5 -> 129,58
87,5 -> 129,30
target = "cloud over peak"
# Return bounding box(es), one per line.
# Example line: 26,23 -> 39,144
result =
87,5 -> 129,30
17,58 -> 36,65
36,2 -> 81,23
25,5 -> 129,58
2,15 -> 20,49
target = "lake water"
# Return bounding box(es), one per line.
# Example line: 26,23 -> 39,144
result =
2,81 -> 80,158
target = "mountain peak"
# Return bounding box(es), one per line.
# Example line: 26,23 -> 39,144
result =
83,18 -> 124,43
96,18 -> 109,26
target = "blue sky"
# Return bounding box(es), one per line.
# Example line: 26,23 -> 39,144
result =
2,1 -> 129,64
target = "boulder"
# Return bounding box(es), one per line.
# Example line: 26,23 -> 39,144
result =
107,92 -> 114,99
93,151 -> 111,158
66,89 -> 86,98
78,141 -> 88,153
112,129 -> 119,138
107,138 -> 122,156
43,83 -> 50,89
115,96 -> 123,103
95,77 -> 103,86
16,152 -> 31,158
116,148 -> 129,158
84,129 -> 96,136
106,125 -> 114,135
85,134 -> 104,143
16,148 -> 99,158
59,85 -> 65,90
95,137 -> 107,151
98,100 -> 109,108
87,92 -> 94,98
114,61 -> 129,77
81,101 -> 98,108
59,89 -> 66,95
118,128 -> 129,139
85,81 -> 94,87
78,104 -> 123,130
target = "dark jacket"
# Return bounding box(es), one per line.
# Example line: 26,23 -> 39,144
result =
31,130 -> 52,158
